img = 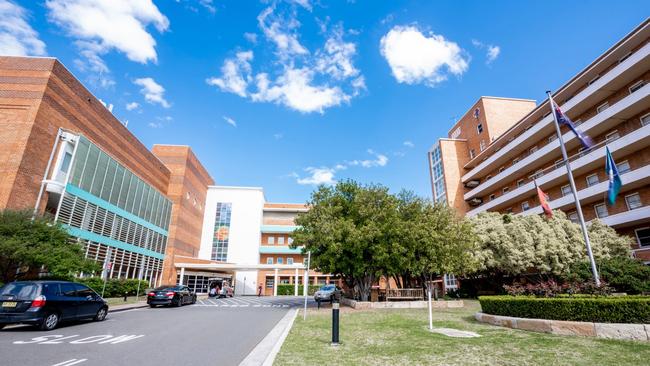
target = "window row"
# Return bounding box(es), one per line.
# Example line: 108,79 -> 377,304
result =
265,257 -> 296,265
58,193 -> 168,255
69,136 -> 172,229
265,235 -> 294,245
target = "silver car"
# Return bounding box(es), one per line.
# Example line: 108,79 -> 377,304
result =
314,284 -> 341,302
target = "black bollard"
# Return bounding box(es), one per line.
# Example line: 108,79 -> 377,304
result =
331,301 -> 340,346
123,292 -> 128,302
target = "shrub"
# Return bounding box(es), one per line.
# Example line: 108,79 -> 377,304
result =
479,295 -> 650,323
564,257 -> 650,294
77,277 -> 150,298
276,284 -> 321,296
503,279 -> 612,297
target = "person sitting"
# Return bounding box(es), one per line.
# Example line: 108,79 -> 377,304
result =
209,287 -> 217,298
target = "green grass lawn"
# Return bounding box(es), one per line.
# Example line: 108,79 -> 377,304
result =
275,300 -> 650,366
104,296 -> 146,306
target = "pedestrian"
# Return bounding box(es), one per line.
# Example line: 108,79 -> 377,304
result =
257,284 -> 262,297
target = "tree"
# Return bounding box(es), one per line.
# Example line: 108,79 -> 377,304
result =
292,180 -> 479,301
0,210 -> 99,283
471,210 -> 632,278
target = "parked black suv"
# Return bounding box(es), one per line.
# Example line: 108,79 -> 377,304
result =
0,281 -> 109,331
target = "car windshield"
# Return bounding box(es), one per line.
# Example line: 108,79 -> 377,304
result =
321,285 -> 335,291
0,283 -> 40,299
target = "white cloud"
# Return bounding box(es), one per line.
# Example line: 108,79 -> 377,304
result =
403,140 -> 414,148
380,25 -> 469,86
295,167 -> 337,186
198,0 -> 216,13
293,149 -> 389,186
208,6 -> 364,114
148,122 -> 163,128
244,32 -> 258,43
472,39 -> 500,64
0,0 -> 47,56
126,102 -> 140,111
223,115 -> 237,127
134,77 -> 170,108
257,6 -> 308,59
206,51 -> 253,97
46,0 -> 168,63
274,133 -> 283,140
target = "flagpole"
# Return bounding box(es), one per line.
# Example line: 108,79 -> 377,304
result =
546,91 -> 600,286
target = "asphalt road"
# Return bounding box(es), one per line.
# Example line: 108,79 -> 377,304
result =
0,296 -> 314,366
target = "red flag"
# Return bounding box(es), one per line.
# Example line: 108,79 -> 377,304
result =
537,186 -> 553,218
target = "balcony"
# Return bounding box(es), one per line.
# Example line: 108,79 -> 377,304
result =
260,224 -> 299,233
518,163 -> 650,219
462,42 -> 650,182
464,83 -> 650,201
599,205 -> 650,228
466,122 -> 650,216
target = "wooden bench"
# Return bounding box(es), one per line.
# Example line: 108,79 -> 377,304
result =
385,288 -> 424,301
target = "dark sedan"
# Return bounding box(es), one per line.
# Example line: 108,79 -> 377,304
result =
147,285 -> 196,307
0,281 -> 108,331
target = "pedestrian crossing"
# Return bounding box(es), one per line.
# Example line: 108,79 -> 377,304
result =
195,296 -> 313,308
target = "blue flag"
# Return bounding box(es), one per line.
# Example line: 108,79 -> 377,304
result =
552,102 -> 593,149
605,147 -> 622,205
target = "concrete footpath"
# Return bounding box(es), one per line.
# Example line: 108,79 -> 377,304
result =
108,301 -> 149,313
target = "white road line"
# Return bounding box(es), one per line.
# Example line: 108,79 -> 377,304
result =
52,359 -> 87,366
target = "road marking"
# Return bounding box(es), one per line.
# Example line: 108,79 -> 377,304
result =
52,359 -> 87,366
14,334 -> 144,345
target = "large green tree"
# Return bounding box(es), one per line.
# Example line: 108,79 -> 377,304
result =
292,180 -> 478,301
0,210 -> 99,283
471,210 -> 632,278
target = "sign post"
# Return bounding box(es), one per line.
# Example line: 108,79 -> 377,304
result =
303,251 -> 311,321
101,248 -> 113,298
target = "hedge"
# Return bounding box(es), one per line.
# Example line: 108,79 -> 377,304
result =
77,277 -> 150,298
276,284 -> 321,296
479,295 -> 650,323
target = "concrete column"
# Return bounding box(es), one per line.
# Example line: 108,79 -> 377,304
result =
179,267 -> 185,285
294,268 -> 299,296
273,268 -> 279,296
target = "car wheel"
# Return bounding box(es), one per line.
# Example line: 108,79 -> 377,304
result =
94,307 -> 108,321
174,297 -> 182,307
149,304 -> 157,308
40,312 -> 59,331
191,296 -> 196,304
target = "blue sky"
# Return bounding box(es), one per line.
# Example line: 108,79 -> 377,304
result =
2,1 -> 646,203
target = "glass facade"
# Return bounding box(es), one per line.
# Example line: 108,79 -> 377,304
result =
430,145 -> 447,204
54,135 -> 172,285
211,202 -> 232,261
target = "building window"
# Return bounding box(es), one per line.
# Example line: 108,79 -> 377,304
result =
479,140 -> 486,151
444,274 -> 458,289
502,187 -> 509,194
512,158 -> 520,165
533,170 -> 544,179
594,203 -> 609,218
59,152 -> 73,174
605,130 -> 620,141
574,119 -> 583,126
486,175 -> 492,181
277,257 -> 284,264
619,51 -> 632,63
617,160 -> 631,174
555,159 -> 565,169
267,236 -> 275,245
211,202 -> 232,262
287,257 -> 294,265
499,167 -> 505,173
561,185 -> 572,197
641,113 -> 650,127
477,124 -> 483,134
521,202 -> 530,211
586,174 -> 599,187
469,149 -> 476,159
505,207 -> 513,214
288,237 -> 294,245
548,135 -> 557,143
451,127 -> 461,139
596,102 -> 609,114
266,278 -> 274,288
267,257 -> 273,264
530,146 -> 538,154
277,236 -> 285,245
489,194 -> 495,201
516,179 -> 524,188
635,228 -> 650,247
568,211 -> 578,223
625,193 -> 642,210
629,80 -> 646,94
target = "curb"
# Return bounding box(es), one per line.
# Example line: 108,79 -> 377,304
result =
239,308 -> 299,366
108,304 -> 149,313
